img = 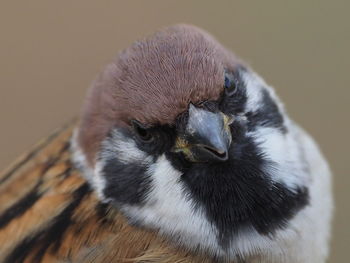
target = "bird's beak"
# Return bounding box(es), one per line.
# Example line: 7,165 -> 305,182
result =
173,104 -> 233,162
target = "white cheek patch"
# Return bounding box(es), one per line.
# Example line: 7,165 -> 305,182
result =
98,130 -> 152,201
241,71 -> 264,113
242,70 -> 287,118
71,128 -> 149,202
248,127 -> 309,189
100,129 -> 147,164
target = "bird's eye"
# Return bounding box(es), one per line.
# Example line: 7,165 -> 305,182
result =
132,120 -> 154,142
224,73 -> 237,96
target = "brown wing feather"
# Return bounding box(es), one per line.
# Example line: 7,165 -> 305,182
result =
0,123 -> 216,263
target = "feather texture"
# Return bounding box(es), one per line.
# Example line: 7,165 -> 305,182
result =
0,123 -> 220,263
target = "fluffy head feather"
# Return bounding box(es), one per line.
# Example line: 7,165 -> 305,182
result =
78,25 -> 239,164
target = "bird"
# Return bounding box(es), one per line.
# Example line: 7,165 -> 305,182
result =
0,24 -> 333,263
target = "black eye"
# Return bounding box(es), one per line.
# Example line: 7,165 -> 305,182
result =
224,73 -> 237,96
132,120 -> 154,142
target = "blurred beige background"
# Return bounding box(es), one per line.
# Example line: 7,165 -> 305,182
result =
0,1 -> 348,262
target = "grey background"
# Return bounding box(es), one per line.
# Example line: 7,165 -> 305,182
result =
0,1 -> 348,261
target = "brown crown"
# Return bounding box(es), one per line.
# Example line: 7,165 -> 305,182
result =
77,24 -> 240,164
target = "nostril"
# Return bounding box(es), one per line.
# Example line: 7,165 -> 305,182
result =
202,146 -> 228,161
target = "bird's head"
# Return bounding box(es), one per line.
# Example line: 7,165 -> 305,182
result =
72,25 -> 309,260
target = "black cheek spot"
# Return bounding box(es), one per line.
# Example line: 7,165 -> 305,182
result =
246,89 -> 286,132
102,158 -> 152,205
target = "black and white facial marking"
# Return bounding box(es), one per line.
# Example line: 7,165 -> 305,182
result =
73,67 -> 310,260
99,125 -> 176,206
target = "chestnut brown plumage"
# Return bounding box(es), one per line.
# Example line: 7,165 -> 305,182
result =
78,25 -> 238,164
